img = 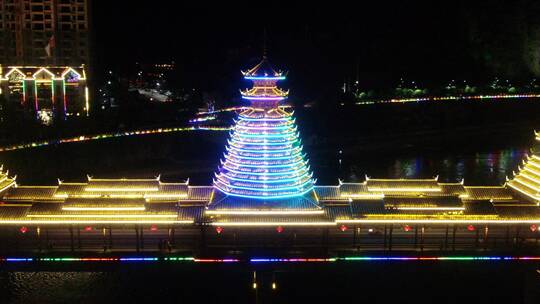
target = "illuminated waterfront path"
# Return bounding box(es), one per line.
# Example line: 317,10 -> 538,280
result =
0,125 -> 230,153
4,92 -> 535,154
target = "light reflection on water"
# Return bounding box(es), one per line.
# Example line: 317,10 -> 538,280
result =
0,272 -> 110,304
337,148 -> 529,185
0,140 -> 537,303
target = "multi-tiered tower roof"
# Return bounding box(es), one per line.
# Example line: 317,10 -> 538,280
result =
212,57 -> 316,206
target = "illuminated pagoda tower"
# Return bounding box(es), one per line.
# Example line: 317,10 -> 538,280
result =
211,56 -> 319,211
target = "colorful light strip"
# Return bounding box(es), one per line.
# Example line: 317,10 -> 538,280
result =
241,96 -> 286,101
244,76 -> 286,80
355,94 -> 540,105
214,83 -> 315,199
205,210 -> 324,215
251,258 -> 336,262
0,126 -> 230,153
2,256 -> 540,264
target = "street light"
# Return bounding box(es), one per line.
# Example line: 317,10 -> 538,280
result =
252,271 -> 257,289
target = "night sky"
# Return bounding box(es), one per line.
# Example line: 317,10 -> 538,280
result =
92,1 -> 540,100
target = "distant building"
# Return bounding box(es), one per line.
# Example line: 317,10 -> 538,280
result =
0,66 -> 89,120
0,0 -> 91,120
0,0 -> 90,66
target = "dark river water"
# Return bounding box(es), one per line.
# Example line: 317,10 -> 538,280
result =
0,128 -> 533,186
0,127 -> 539,303
1,263 -> 539,304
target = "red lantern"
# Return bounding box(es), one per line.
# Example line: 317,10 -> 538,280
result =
339,224 -> 348,232
150,225 -> 158,232
276,226 -> 284,233
215,226 -> 223,234
467,225 -> 475,231
84,226 -> 93,231
530,224 -> 538,232
403,225 -> 412,232
19,226 -> 28,234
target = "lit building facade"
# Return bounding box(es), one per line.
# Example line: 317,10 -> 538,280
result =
0,0 -> 91,121
0,65 -> 89,118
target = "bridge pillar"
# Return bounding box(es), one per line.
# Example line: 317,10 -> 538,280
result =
388,225 -> 393,252
135,225 -> 140,253
69,225 -> 74,252
452,225 -> 456,251
483,226 -> 489,250
420,226 -> 425,252
414,226 -> 418,249
444,225 -> 449,250
383,225 -> 387,251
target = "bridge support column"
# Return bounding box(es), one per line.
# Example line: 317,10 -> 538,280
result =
135,225 -> 140,253
483,226 -> 489,250
37,227 -> 42,252
383,225 -> 387,251
140,227 -> 144,250
420,226 -> 425,252
414,226 -> 418,249
452,225 -> 456,251
108,226 -> 113,250
388,225 -> 393,252
102,228 -> 107,252
69,225 -> 74,252
474,228 -> 479,249
77,226 -> 81,250
514,226 -> 521,249
444,225 -> 449,250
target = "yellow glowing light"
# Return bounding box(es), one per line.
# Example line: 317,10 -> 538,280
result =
340,193 -> 384,199
525,160 -> 540,170
205,210 -> 324,215
507,183 -> 540,202
367,187 -> 441,192
2,68 -> 26,80
512,178 -> 540,192
61,207 -> 146,211
84,187 -> 159,192
85,86 -> 89,116
27,214 -> 176,218
335,219 -> 540,224
0,220 -> 193,225
519,173 -> 540,186
210,222 -> 336,227
32,67 -> 56,79
395,207 -> 465,211
523,167 -> 540,177
145,193 -> 188,198
0,181 -> 16,193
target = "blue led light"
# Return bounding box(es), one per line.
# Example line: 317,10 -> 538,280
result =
5,258 -> 33,262
244,76 -> 286,80
215,172 -> 312,184
213,61 -> 315,200
241,96 -> 286,101
220,165 -> 310,176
